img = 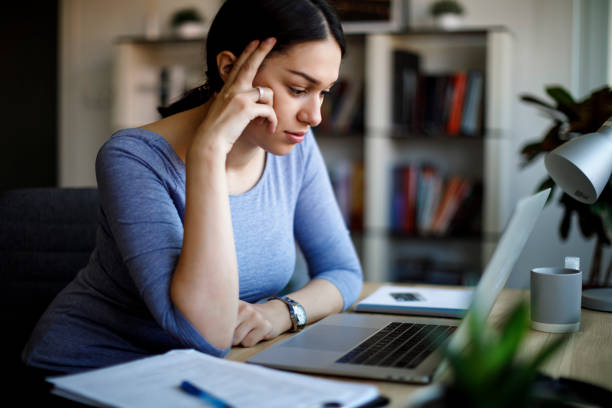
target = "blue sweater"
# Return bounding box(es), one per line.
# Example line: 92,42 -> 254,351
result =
22,128 -> 362,373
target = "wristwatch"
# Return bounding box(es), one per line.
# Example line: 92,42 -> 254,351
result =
272,295 -> 306,332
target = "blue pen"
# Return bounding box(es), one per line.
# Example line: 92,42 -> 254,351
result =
180,380 -> 233,408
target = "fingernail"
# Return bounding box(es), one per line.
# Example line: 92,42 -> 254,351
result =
265,37 -> 276,45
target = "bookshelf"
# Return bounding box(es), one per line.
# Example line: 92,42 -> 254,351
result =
361,28 -> 513,283
111,28 -> 513,284
111,36 -> 206,131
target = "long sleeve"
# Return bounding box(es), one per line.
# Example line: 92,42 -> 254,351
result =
95,134 -> 230,357
293,133 -> 363,310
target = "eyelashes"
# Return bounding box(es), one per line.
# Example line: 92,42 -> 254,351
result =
289,87 -> 306,95
288,87 -> 331,98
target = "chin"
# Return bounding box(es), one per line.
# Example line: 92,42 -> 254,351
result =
265,142 -> 297,156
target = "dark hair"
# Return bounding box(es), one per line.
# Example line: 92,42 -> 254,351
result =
158,0 -> 345,118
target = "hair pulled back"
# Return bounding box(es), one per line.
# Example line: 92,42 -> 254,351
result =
158,0 -> 345,118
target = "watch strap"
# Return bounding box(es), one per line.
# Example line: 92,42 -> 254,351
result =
270,295 -> 304,332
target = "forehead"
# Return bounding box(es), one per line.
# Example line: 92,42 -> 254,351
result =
264,38 -> 342,85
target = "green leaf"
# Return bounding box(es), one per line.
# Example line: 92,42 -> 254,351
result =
546,86 -> 575,105
442,301 -> 569,407
546,86 -> 579,119
485,302 -> 529,371
520,94 -> 557,110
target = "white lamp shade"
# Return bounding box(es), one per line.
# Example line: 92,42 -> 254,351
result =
544,127 -> 612,204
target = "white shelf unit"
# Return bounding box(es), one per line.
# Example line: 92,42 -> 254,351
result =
111,37 -> 206,132
111,29 -> 513,285
362,28 -> 513,283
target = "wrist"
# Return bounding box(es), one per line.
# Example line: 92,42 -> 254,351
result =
269,296 -> 307,332
187,138 -> 227,165
266,299 -> 293,334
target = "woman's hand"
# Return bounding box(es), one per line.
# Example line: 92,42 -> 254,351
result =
190,38 -> 278,157
232,300 -> 291,347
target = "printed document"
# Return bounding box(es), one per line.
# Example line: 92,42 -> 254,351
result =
48,349 -> 379,408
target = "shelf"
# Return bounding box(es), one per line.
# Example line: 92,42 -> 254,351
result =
377,128 -> 485,141
356,228 -> 480,241
392,26 -> 510,36
115,36 -> 206,45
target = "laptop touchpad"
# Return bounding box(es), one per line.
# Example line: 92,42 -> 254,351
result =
282,324 -> 377,352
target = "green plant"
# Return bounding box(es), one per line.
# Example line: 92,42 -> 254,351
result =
430,0 -> 464,16
170,8 -> 204,28
442,301 -> 567,407
520,85 -> 612,287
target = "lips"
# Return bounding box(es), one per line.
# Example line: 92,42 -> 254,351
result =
285,130 -> 307,143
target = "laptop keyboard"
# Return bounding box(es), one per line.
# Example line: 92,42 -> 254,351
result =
335,322 -> 456,369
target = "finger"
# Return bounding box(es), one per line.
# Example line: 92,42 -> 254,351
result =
252,86 -> 273,105
249,103 -> 278,133
224,39 -> 261,86
233,37 -> 277,88
232,320 -> 254,346
240,322 -> 272,348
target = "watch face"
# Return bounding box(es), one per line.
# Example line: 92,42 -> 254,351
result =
294,304 -> 307,326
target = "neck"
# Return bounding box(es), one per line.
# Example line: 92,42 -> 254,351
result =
180,102 -> 265,182
226,137 -> 264,173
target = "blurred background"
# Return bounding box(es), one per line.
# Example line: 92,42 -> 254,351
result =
2,0 -> 610,290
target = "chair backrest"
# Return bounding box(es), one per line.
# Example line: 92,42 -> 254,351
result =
0,187 -> 99,369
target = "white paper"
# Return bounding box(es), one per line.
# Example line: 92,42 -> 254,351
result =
48,349 -> 379,408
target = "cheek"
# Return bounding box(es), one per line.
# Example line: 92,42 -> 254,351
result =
272,92 -> 295,120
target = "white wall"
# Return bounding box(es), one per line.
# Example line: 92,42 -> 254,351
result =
59,0 -> 222,187
59,0 -> 610,287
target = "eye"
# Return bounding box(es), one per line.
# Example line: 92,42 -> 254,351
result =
289,87 -> 307,95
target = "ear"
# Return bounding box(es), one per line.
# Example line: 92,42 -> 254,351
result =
216,51 -> 237,83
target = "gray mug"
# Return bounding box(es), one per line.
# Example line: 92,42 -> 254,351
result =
530,267 -> 582,333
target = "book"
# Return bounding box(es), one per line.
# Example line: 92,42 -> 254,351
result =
460,70 -> 484,137
392,50 -> 420,131
320,78 -> 364,133
416,164 -> 442,234
401,164 -> 419,233
390,165 -> 406,230
349,161 -> 365,230
329,160 -> 364,230
355,285 -> 473,318
47,349 -> 380,408
446,72 -> 468,136
334,80 -> 364,133
436,178 -> 472,233
431,176 -> 464,234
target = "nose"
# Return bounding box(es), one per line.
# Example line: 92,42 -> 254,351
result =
297,95 -> 322,127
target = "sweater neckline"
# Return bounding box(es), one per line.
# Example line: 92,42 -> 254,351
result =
111,127 -> 270,199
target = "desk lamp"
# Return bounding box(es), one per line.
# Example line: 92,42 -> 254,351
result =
544,117 -> 612,311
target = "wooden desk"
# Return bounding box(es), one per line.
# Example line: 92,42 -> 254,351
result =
228,283 -> 612,408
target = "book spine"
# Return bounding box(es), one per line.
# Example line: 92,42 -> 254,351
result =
392,50 -> 420,132
446,72 -> 468,136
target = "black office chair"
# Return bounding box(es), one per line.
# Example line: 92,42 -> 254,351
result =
0,187 -> 99,406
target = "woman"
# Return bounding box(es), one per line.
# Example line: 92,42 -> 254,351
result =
22,0 -> 362,374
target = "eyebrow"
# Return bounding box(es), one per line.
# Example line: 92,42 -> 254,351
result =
287,69 -> 336,88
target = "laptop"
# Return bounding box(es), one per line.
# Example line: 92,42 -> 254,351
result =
247,189 -> 550,384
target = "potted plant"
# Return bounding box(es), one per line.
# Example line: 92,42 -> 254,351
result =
409,300 -> 568,407
170,8 -> 206,39
520,85 -> 612,288
430,0 -> 465,30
